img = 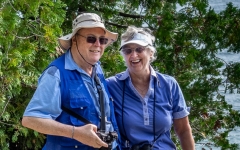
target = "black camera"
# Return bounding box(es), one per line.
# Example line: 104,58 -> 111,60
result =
97,131 -> 118,150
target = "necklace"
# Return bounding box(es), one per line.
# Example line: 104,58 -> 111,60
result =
134,84 -> 148,97
132,79 -> 149,97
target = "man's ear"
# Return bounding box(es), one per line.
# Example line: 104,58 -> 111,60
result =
72,35 -> 77,43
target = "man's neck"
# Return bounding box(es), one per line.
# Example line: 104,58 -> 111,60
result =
71,48 -> 94,76
79,63 -> 94,76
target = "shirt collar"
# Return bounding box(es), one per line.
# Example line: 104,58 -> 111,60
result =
118,65 -> 158,80
64,49 -> 100,74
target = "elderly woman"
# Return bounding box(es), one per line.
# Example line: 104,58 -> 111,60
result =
106,26 -> 195,150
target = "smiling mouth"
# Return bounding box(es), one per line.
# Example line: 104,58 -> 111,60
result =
90,50 -> 100,53
131,59 -> 141,63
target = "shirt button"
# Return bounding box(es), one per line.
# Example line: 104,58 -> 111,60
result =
75,145 -> 78,148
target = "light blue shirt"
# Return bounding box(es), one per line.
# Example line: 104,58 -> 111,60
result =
106,66 -> 190,150
23,50 -> 110,121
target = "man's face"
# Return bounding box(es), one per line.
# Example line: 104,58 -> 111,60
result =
75,27 -> 107,64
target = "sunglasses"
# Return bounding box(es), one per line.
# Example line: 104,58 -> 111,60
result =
76,34 -> 108,45
121,46 -> 147,55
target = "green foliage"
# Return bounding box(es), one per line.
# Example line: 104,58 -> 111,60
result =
223,62 -> 240,93
0,0 -> 240,149
0,0 -> 66,149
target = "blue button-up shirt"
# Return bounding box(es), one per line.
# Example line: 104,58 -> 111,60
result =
106,67 -> 190,150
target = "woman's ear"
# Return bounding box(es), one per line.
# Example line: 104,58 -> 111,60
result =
150,50 -> 153,57
149,49 -> 154,62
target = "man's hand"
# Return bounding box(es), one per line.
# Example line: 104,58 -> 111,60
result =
73,124 -> 108,148
22,117 -> 108,148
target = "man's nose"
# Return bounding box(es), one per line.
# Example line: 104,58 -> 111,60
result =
93,38 -> 101,46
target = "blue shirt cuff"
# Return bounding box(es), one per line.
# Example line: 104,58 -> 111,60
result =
173,108 -> 190,119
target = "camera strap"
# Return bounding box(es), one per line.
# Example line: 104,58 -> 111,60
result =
94,73 -> 106,132
61,105 -> 92,124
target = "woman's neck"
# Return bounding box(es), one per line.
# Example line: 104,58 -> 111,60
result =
130,70 -> 151,97
129,68 -> 151,84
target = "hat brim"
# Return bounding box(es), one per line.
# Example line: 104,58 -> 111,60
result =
119,40 -> 149,50
58,21 -> 118,50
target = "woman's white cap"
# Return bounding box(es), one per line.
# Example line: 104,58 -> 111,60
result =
120,32 -> 153,50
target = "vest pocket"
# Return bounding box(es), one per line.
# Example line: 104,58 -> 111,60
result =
69,95 -> 90,126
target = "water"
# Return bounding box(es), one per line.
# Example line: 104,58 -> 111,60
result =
195,50 -> 240,149
208,0 -> 240,13
175,0 -> 240,148
195,1 -> 240,149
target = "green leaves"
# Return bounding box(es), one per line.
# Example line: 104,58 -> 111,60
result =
0,0 -> 65,149
0,0 -> 240,149
223,62 -> 240,93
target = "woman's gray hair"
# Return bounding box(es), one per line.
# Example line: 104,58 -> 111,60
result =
121,26 -> 157,62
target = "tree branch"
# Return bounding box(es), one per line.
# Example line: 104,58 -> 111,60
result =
118,12 -> 144,18
0,96 -> 11,119
105,21 -> 128,28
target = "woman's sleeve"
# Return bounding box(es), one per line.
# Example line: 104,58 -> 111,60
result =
171,77 -> 190,119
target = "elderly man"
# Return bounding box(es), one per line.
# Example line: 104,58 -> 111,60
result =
22,13 -> 119,150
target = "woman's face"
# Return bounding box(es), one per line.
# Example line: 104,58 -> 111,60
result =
121,43 -> 153,74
